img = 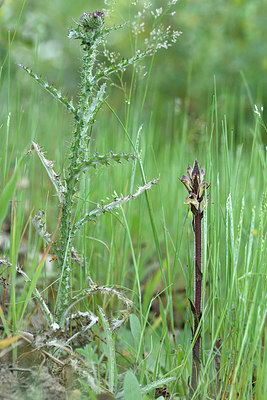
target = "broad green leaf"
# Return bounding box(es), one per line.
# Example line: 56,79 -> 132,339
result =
123,371 -> 142,400
0,155 -> 24,230
130,313 -> 141,347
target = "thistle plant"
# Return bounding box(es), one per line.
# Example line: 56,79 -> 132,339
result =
17,11 -> 159,333
180,160 -> 210,394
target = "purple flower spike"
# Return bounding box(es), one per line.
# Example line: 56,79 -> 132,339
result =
180,159 -> 209,216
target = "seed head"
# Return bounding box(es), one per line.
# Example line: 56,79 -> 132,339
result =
180,160 -> 210,216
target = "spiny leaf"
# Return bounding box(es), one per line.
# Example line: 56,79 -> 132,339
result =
102,21 -> 128,36
83,83 -> 107,127
31,210 -> 61,266
65,312 -> 99,346
73,178 -> 159,232
60,285 -> 133,329
31,210 -> 52,245
116,377 -> 176,399
69,151 -> 136,184
30,141 -> 66,204
97,49 -> 152,81
16,266 -> 59,330
141,377 -> 176,395
18,64 -> 76,114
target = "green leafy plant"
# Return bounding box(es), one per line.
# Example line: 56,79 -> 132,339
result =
17,11 -> 158,333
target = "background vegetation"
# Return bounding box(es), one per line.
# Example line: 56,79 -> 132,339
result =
0,0 -> 266,399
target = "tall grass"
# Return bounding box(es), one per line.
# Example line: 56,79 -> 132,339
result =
0,2 -> 266,400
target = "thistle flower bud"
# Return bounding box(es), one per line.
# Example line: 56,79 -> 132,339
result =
68,11 -> 105,46
180,159 -> 210,216
80,11 -> 104,30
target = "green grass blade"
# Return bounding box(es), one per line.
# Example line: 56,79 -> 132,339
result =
0,154 -> 24,230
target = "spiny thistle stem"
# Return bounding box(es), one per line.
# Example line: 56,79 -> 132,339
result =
20,10 -> 160,328
180,159 -> 210,394
57,12 -> 110,317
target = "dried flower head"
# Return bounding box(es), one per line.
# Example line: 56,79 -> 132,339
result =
180,159 -> 210,216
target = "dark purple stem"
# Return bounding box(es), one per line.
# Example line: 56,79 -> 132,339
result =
194,212 -> 202,360
191,211 -> 202,393
180,159 -> 208,395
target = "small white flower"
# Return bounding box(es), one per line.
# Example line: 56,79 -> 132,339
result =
155,8 -> 163,17
254,104 -> 263,118
144,2 -> 152,9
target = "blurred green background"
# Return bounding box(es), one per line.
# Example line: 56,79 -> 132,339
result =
1,0 -> 266,130
0,0 -> 266,281
0,0 -> 266,252
0,2 -> 266,367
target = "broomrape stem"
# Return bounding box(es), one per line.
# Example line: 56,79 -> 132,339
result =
180,159 -> 209,394
191,211 -> 202,393
194,212 -> 202,360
